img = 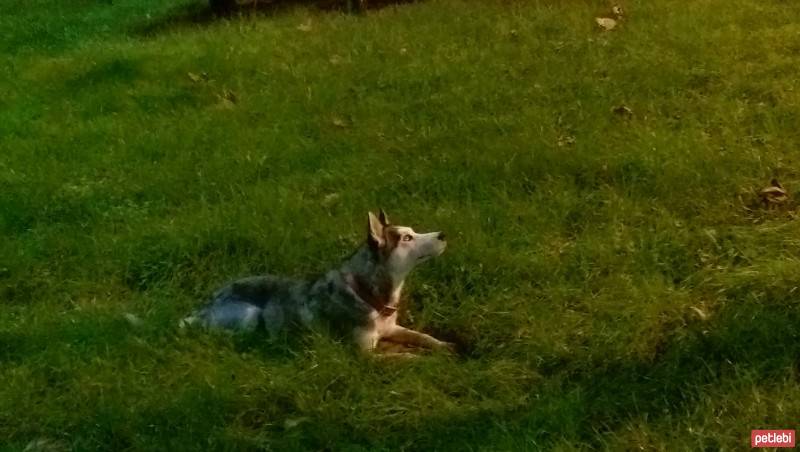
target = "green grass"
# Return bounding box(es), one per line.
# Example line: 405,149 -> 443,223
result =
2,0 -> 800,449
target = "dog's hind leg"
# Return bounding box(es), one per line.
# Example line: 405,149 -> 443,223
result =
260,304 -> 285,340
188,302 -> 262,332
179,316 -> 198,329
180,309 -> 208,329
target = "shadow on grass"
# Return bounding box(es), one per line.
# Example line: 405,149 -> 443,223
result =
283,300 -> 800,450
0,317 -> 135,366
135,0 -> 421,37
3,297 -> 796,449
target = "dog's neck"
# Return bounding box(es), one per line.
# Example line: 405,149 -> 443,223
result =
340,245 -> 404,316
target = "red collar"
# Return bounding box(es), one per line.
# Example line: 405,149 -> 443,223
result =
344,273 -> 398,317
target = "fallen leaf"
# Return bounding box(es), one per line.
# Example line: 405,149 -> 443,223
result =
612,5 -> 624,17
612,105 -> 633,117
759,178 -> 789,206
557,135 -> 576,147
595,17 -> 617,31
689,306 -> 708,321
284,417 -> 309,429
217,89 -> 238,109
296,21 -> 312,32
187,72 -> 208,83
24,438 -> 66,452
332,117 -> 348,128
322,193 -> 340,206
222,89 -> 237,103
123,313 -> 143,327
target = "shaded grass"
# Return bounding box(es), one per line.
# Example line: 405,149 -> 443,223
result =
2,0 -> 800,449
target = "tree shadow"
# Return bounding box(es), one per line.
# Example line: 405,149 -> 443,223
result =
135,0 -> 421,37
278,300 -> 800,450
5,297 -> 797,449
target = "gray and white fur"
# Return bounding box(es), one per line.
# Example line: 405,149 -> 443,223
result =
182,210 -> 452,354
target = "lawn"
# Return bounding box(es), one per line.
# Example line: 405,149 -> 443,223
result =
2,0 -> 800,450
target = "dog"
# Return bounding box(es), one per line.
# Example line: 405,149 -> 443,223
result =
182,210 -> 453,355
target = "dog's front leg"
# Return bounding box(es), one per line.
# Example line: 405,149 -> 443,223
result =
382,325 -> 454,352
353,327 -> 379,353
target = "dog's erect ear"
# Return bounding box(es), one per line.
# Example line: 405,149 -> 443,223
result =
367,211 -> 385,250
378,209 -> 390,226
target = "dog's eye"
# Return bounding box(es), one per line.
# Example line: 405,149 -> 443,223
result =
402,234 -> 413,242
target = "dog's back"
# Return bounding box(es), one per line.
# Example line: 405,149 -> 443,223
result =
184,275 -> 309,334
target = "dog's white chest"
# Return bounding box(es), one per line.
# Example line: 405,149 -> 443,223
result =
374,312 -> 398,336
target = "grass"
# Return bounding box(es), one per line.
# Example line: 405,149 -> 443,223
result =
2,0 -> 800,449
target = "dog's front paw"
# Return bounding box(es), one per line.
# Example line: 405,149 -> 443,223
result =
439,341 -> 458,354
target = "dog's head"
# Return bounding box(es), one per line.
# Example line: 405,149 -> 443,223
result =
366,209 -> 446,280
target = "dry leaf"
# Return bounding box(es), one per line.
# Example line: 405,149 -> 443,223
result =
612,5 -> 624,17
24,438 -> 67,452
223,89 -> 237,103
322,193 -> 340,206
296,21 -> 312,32
332,117 -> 348,128
216,89 -> 238,109
612,105 -> 633,117
595,17 -> 617,31
123,313 -> 143,327
689,306 -> 708,321
187,72 -> 208,83
284,417 -> 309,429
557,135 -> 576,147
759,178 -> 789,206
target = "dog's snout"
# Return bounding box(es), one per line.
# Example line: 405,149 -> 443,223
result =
437,232 -> 446,241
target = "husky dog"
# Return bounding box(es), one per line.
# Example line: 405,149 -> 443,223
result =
182,210 -> 453,354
